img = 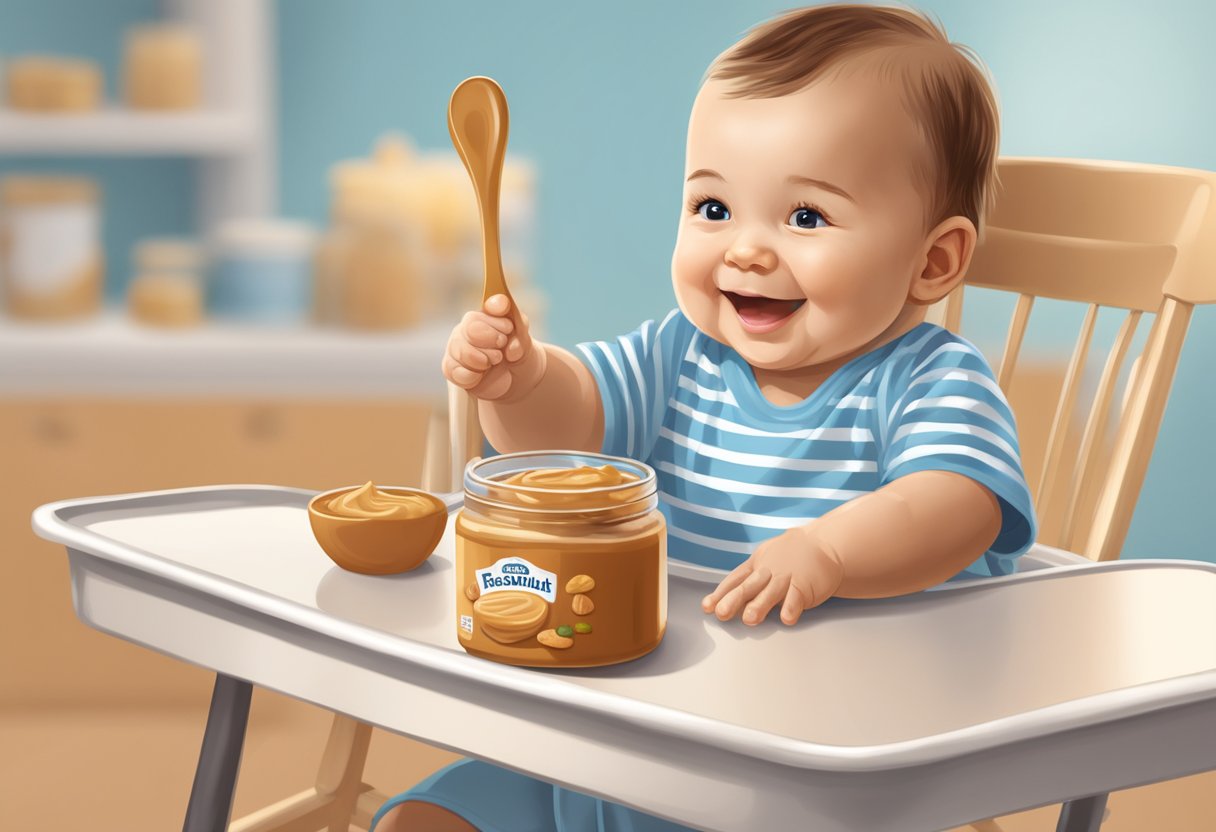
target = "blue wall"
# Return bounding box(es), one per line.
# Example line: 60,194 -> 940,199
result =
3,0 -> 1213,564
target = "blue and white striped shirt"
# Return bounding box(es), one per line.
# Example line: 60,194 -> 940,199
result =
575,310 -> 1036,579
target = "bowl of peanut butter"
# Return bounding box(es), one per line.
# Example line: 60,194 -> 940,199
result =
308,481 -> 448,574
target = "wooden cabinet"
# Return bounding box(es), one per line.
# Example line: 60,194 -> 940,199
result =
1,396 -> 434,707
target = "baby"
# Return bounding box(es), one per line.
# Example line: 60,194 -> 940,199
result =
376,4 -> 1036,831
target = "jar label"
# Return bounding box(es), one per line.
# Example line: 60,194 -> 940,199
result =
475,556 -> 557,603
6,203 -> 98,294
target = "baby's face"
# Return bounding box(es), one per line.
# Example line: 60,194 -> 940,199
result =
672,70 -> 936,372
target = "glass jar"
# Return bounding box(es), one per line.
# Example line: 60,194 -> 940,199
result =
318,136 -> 430,329
122,23 -> 203,110
456,451 -> 666,668
208,219 -> 316,326
127,237 -> 204,327
0,175 -> 102,320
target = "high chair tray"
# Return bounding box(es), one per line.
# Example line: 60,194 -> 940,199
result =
33,485 -> 1216,832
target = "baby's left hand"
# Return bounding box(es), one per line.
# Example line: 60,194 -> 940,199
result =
701,525 -> 845,626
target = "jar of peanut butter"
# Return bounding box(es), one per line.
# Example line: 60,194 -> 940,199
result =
456,451 -> 666,667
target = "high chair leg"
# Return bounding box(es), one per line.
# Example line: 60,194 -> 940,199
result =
226,713 -> 375,832
1056,793 -> 1109,832
316,714 -> 376,830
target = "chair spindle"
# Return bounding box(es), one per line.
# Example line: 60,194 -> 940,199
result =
1035,303 -> 1099,523
1059,310 -> 1141,551
997,293 -> 1034,391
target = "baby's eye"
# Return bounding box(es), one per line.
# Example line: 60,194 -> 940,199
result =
788,206 -> 829,229
697,199 -> 731,221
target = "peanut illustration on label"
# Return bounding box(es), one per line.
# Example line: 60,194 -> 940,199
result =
538,628 -> 574,649
464,582 -> 480,601
565,574 -> 595,594
571,593 -> 594,615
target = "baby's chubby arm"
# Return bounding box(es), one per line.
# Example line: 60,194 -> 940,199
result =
703,470 -> 1002,626
442,294 -> 605,454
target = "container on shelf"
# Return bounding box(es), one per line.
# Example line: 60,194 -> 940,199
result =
0,175 -> 102,320
121,24 -> 203,111
318,133 -> 541,331
408,143 -> 540,331
5,55 -> 103,112
208,219 -> 316,326
127,237 -> 205,328
318,135 -> 431,329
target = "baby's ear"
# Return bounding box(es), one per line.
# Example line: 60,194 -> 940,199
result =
908,216 -> 977,305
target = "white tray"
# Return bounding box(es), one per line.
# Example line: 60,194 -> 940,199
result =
32,485 -> 1216,832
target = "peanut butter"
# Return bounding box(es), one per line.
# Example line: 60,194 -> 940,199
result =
456,452 -> 666,668
492,464 -> 645,509
324,481 -> 438,520
503,464 -> 635,488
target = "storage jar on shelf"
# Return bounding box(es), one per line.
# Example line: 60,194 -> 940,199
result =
317,135 -> 430,330
121,23 -> 203,110
208,219 -> 316,326
127,238 -> 205,328
0,175 -> 103,320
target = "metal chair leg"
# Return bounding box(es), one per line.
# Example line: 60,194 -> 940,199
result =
183,673 -> 253,832
1056,793 -> 1109,832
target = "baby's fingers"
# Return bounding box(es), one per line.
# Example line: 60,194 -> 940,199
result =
780,585 -> 808,626
461,308 -> 514,338
714,567 -> 771,621
442,353 -> 484,390
483,293 -> 514,319
702,561 -> 753,613
467,317 -> 510,350
448,338 -> 503,371
742,574 -> 791,626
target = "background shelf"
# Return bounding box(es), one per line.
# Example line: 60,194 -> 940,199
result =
0,109 -> 256,156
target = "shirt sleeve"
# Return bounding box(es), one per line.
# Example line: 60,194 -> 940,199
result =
879,331 -> 1038,578
573,309 -> 689,461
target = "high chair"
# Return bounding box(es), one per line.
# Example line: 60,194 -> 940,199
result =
239,156 -> 1216,832
923,156 -> 1216,830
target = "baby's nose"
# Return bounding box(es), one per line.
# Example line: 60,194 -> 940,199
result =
724,241 -> 778,274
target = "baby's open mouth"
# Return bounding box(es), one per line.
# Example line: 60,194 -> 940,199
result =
723,291 -> 806,334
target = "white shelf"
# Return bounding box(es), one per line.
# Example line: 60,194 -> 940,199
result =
0,311 -> 454,397
0,108 -> 255,156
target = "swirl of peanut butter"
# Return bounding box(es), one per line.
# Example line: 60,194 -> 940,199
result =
326,481 -> 437,519
503,464 -> 636,489
494,464 -> 642,508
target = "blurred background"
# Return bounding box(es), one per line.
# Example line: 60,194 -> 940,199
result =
3,1 -> 1215,830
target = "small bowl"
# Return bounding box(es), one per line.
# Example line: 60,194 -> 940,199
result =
308,485 -> 448,575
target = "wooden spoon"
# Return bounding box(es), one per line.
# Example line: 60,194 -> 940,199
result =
446,76 -> 515,471
448,76 -> 514,311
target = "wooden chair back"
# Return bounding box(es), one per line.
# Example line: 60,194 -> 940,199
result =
926,156 -> 1216,561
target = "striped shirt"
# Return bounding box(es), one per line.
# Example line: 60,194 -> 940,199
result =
575,310 -> 1036,580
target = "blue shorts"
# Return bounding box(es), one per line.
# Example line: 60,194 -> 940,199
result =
371,758 -> 698,832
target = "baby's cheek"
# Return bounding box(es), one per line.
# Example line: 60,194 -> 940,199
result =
671,248 -> 717,309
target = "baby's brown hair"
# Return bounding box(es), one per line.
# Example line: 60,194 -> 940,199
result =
708,3 -> 1000,234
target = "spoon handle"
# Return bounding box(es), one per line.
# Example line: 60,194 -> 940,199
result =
448,76 -> 513,306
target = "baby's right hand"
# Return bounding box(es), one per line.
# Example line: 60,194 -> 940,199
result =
442,294 -> 543,401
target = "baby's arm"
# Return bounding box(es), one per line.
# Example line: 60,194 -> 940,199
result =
703,471 -> 1002,625
813,469 -> 1002,595
443,294 -> 604,454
